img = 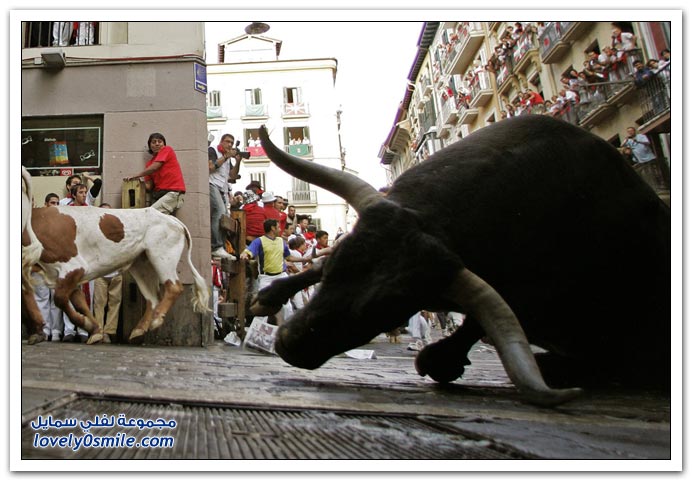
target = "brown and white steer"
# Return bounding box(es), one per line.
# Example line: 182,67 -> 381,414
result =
21,182 -> 210,344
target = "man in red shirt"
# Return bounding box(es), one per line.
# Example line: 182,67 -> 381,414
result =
124,132 -> 186,215
242,191 -> 267,245
261,192 -> 282,223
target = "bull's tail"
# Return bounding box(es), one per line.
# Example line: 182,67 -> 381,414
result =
21,167 -> 43,293
170,216 -> 211,314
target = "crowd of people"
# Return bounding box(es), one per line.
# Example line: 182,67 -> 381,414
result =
480,22 -> 671,122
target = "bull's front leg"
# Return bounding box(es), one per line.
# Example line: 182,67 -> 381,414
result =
415,316 -> 484,383
21,289 -> 46,345
251,265 -> 323,316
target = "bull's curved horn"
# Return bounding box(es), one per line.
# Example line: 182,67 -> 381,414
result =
258,125 -> 382,213
445,268 -> 582,407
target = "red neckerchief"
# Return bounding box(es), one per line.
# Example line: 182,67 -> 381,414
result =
304,232 -> 315,241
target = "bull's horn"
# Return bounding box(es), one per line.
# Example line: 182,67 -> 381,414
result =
258,125 -> 382,213
445,268 -> 582,407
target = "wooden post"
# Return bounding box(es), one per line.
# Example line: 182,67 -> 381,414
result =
121,179 -> 147,208
219,210 -> 247,339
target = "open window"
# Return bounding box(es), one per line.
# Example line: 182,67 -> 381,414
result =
24,22 -> 98,48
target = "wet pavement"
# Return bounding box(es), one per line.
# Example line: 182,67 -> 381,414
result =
18,328 -> 673,464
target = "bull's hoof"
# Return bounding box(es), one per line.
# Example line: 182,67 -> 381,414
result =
415,342 -> 468,384
27,333 -> 47,345
86,332 -> 104,345
128,329 -> 146,344
250,296 -> 283,316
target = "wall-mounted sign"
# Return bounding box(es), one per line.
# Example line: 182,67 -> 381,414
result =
194,63 -> 207,94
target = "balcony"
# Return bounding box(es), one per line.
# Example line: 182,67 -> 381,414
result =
539,22 -> 571,63
469,71 -> 493,108
439,96 -> 459,126
287,190 -> 317,206
638,64 -> 671,127
442,22 -> 485,76
512,29 -> 540,73
286,144 -> 313,157
494,55 -> 515,95
559,22 -> 592,44
206,105 -> 224,119
281,102 -> 310,118
457,104 -> 479,125
242,104 -> 268,118
247,146 -> 266,158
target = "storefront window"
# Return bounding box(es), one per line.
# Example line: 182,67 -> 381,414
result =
21,116 -> 103,176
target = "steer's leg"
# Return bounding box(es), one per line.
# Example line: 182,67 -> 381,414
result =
150,280 -> 183,331
127,257 -> 160,343
53,274 -> 98,337
22,289 -> 47,345
69,287 -> 103,344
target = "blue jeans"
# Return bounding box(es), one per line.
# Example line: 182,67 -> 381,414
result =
209,184 -> 227,250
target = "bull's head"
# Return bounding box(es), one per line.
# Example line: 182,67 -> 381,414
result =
258,126 -> 581,406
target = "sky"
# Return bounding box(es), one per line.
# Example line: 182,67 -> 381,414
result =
205,21 -> 424,189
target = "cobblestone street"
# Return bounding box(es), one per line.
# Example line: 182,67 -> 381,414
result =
18,327 -> 672,464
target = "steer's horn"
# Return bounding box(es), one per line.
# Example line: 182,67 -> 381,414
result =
258,125 -> 382,213
445,268 -> 582,407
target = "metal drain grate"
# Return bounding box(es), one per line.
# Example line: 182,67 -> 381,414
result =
22,397 -> 526,460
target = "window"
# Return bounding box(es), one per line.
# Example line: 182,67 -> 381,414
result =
22,115 -> 104,175
284,126 -> 312,156
245,88 -> 262,105
284,87 -> 301,104
24,21 -> 98,48
243,128 -> 266,157
208,90 -> 221,107
250,172 -> 266,191
244,88 -> 267,117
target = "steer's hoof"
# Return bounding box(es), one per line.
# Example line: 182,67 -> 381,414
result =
150,317 -> 164,331
27,333 -> 47,345
86,332 -> 104,345
519,387 -> 583,407
415,343 -> 467,384
128,329 -> 146,344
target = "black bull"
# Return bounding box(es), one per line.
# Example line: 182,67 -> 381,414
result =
254,115 -> 670,407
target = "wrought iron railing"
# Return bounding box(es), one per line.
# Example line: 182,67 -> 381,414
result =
638,64 -> 671,124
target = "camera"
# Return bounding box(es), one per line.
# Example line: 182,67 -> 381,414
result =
234,140 -> 251,159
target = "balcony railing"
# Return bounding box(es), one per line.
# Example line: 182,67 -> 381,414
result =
285,144 -> 313,156
469,71 -> 493,107
281,102 -> 310,117
638,64 -> 671,124
243,104 -> 268,117
512,29 -> 539,71
206,106 -> 224,119
287,190 -> 317,205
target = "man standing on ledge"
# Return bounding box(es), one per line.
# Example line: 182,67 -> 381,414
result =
209,133 -> 241,260
124,132 -> 185,216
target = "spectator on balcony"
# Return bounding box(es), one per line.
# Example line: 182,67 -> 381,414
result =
621,127 -> 656,165
632,60 -> 654,87
523,89 -> 544,112
586,51 -> 606,80
248,137 -> 257,148
611,24 -> 637,52
505,103 -> 516,118
534,22 -> 546,37
659,49 -> 670,68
